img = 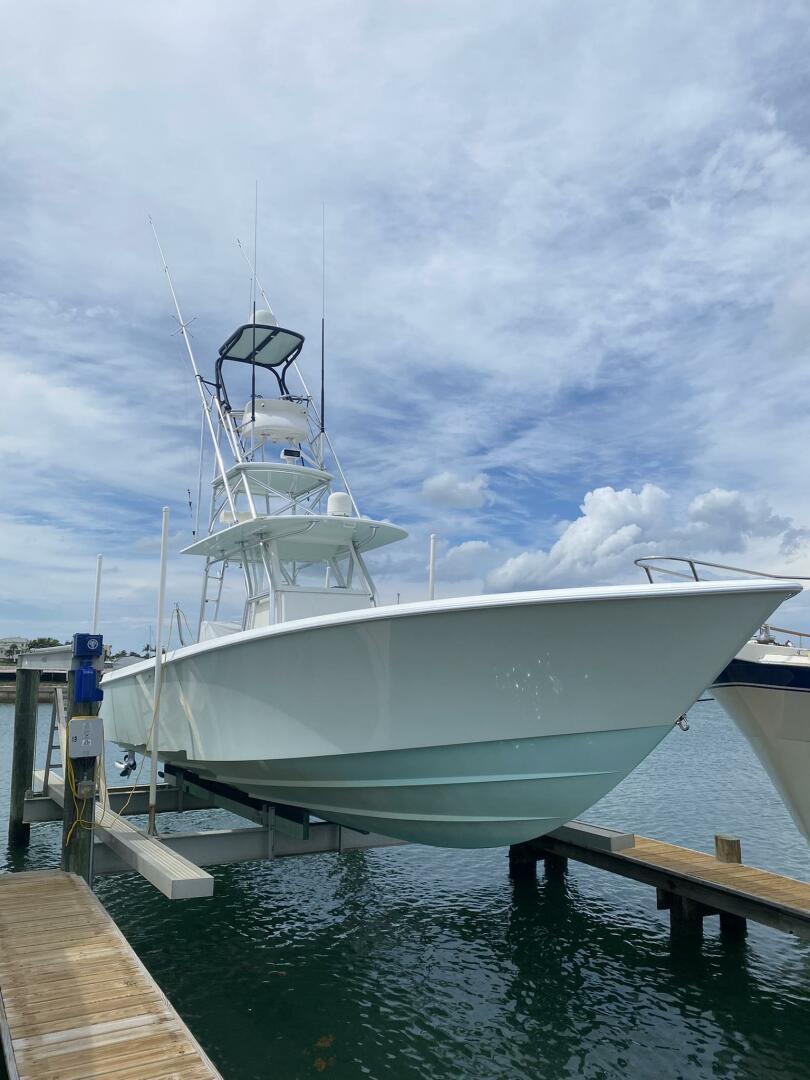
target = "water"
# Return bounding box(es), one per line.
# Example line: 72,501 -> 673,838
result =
2,701 -> 809,1079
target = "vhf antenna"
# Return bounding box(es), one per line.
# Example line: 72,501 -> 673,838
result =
321,202 -> 325,436
251,181 -> 258,428
234,230 -> 361,514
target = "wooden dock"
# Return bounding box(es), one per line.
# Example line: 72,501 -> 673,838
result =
512,823 -> 810,937
0,871 -> 222,1079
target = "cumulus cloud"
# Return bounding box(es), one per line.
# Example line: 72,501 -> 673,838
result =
687,489 -> 790,551
488,485 -> 669,589
421,471 -> 491,509
439,539 -> 492,580
487,484 -> 807,591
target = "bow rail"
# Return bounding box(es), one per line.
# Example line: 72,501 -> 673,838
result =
634,556 -> 810,647
634,555 -> 810,584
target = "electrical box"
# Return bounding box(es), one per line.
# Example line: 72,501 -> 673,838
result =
68,716 -> 104,759
73,633 -> 103,659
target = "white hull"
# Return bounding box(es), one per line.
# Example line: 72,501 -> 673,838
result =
102,580 -> 796,847
712,640 -> 810,841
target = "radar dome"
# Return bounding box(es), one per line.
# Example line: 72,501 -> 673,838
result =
251,307 -> 278,326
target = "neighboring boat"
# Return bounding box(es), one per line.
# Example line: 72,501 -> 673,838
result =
99,299 -> 800,848
637,557 -> 810,843
713,630 -> 810,841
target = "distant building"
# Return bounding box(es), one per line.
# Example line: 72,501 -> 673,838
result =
0,637 -> 30,660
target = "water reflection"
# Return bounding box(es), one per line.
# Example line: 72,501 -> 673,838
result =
2,704 -> 809,1079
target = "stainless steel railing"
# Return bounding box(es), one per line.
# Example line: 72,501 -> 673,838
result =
634,556 -> 810,648
634,555 -> 810,584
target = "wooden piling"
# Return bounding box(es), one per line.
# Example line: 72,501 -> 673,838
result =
8,668 -> 40,846
715,834 -> 747,937
508,842 -> 538,879
715,834 -> 743,864
669,894 -> 710,934
543,852 -> 569,876
60,671 -> 99,884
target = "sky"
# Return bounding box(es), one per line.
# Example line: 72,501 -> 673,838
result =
3,1 -> 810,649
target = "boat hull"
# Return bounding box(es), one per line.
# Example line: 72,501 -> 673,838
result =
102,581 -> 797,848
713,644 -> 810,841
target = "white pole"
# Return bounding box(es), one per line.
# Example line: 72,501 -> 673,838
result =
147,507 -> 170,836
91,554 -> 103,634
428,534 -> 437,601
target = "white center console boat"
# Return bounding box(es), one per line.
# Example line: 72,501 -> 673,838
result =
99,311 -> 800,848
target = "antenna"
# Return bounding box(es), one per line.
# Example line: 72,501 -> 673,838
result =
321,202 -> 325,435
251,181 -> 258,427
234,235 -> 362,515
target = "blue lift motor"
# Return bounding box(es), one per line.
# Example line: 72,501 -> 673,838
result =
74,664 -> 103,705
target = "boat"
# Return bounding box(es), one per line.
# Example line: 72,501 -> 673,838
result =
100,291 -> 800,848
637,557 -> 810,843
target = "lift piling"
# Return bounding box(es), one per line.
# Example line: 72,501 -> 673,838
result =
8,667 -> 40,847
60,637 -> 105,885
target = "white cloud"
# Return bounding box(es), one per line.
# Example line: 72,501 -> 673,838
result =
421,472 -> 491,509
487,484 -> 808,591
687,489 -> 790,551
440,539 -> 492,580
488,485 -> 669,590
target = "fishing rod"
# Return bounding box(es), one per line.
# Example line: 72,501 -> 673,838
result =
148,216 -> 239,518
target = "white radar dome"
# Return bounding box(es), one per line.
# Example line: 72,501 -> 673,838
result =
241,398 -> 308,444
251,307 -> 278,326
327,492 -> 353,517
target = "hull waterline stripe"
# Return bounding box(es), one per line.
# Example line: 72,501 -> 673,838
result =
208,768 -> 616,790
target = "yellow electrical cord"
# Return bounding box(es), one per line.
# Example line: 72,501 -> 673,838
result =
64,752 -> 95,846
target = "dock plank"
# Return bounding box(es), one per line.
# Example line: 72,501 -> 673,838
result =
524,821 -> 810,937
0,872 -> 222,1080
623,838 -> 810,914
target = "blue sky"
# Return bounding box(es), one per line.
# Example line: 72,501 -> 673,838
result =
3,1 -> 810,648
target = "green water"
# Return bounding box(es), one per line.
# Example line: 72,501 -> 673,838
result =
2,702 -> 809,1079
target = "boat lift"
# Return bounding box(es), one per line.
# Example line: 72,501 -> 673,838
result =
10,670 -> 810,939
13,667 -> 406,901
